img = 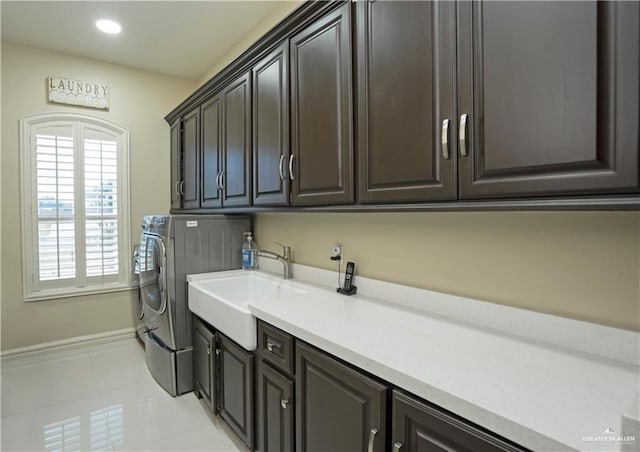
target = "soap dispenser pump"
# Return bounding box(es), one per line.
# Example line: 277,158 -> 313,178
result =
241,232 -> 258,270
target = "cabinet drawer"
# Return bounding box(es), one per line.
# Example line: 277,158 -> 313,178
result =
257,320 -> 294,375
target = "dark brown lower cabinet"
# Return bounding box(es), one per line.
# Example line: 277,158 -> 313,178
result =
392,390 -> 528,452
256,360 -> 294,452
219,334 -> 254,449
193,318 -> 215,412
296,342 -> 387,452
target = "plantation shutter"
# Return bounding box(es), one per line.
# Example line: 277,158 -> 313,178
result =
34,125 -> 77,283
84,127 -> 119,281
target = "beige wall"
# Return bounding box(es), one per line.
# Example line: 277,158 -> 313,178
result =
255,212 -> 640,331
196,0 -> 303,88
1,41 -> 196,350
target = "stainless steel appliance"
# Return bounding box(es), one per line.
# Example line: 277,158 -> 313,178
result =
139,214 -> 250,396
131,245 -> 145,341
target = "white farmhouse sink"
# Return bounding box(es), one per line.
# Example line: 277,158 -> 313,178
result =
188,271 -> 307,350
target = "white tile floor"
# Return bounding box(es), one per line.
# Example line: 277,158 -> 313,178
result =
1,338 -> 248,451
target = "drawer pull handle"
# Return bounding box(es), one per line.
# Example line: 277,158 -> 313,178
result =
266,340 -> 281,353
393,442 -> 402,452
280,399 -> 289,409
459,113 -> 468,157
368,428 -> 378,452
441,119 -> 450,160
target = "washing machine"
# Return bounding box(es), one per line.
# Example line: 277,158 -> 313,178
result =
139,214 -> 250,396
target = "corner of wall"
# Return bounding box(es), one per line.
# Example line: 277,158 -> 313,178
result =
195,0 -> 303,88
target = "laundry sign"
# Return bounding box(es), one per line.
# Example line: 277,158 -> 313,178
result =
48,76 -> 110,110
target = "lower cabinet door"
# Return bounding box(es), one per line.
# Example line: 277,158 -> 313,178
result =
256,360 -> 294,452
296,342 -> 387,452
392,390 -> 527,452
219,334 -> 254,449
193,318 -> 215,412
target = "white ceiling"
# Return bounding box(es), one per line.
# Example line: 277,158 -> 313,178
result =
1,1 -> 285,79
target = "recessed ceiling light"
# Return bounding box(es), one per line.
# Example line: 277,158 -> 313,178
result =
96,19 -> 121,35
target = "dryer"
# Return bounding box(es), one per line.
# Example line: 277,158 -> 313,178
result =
139,214 -> 250,396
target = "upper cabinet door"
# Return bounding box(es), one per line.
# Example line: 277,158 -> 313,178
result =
253,42 -> 290,206
357,0 -> 457,203
290,3 -> 354,206
457,1 -> 639,199
181,107 -> 201,209
222,72 -> 252,207
201,95 -> 223,209
170,119 -> 182,210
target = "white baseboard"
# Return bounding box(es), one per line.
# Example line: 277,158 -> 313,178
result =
0,328 -> 137,361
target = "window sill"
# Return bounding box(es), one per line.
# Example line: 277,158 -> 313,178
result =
24,283 -> 135,302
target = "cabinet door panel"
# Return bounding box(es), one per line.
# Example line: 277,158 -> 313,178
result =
457,1 -> 639,198
253,42 -> 289,206
256,361 -> 294,452
358,0 -> 456,203
170,120 -> 181,209
193,318 -> 215,412
201,95 -> 223,208
182,107 -> 200,209
290,3 -> 354,206
223,72 -> 252,207
296,342 -> 386,452
219,334 -> 254,449
392,390 -> 526,452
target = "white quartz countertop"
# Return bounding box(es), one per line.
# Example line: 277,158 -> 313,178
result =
243,264 -> 639,452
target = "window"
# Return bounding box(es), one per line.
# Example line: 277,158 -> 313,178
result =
20,113 -> 131,300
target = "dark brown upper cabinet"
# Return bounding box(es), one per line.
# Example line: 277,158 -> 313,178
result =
357,0 -> 457,203
290,2 -> 354,206
201,94 -> 223,209
222,72 -> 252,207
170,119 -> 182,210
181,106 -> 201,209
167,0 -> 639,212
252,42 -> 290,206
457,1 -> 639,199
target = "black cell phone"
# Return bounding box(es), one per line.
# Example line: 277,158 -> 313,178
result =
343,261 -> 355,290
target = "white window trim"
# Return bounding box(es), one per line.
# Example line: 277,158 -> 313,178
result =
20,112 -> 132,301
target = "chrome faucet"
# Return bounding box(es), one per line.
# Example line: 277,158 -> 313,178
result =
258,242 -> 293,279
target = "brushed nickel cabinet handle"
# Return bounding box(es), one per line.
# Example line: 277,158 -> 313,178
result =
215,172 -> 221,191
280,399 -> 289,409
393,442 -> 403,452
459,113 -> 468,157
179,181 -> 185,195
219,172 -> 225,190
266,340 -> 281,353
288,155 -> 295,181
441,119 -> 450,160
279,155 -> 285,181
367,428 -> 378,452
175,181 -> 180,196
